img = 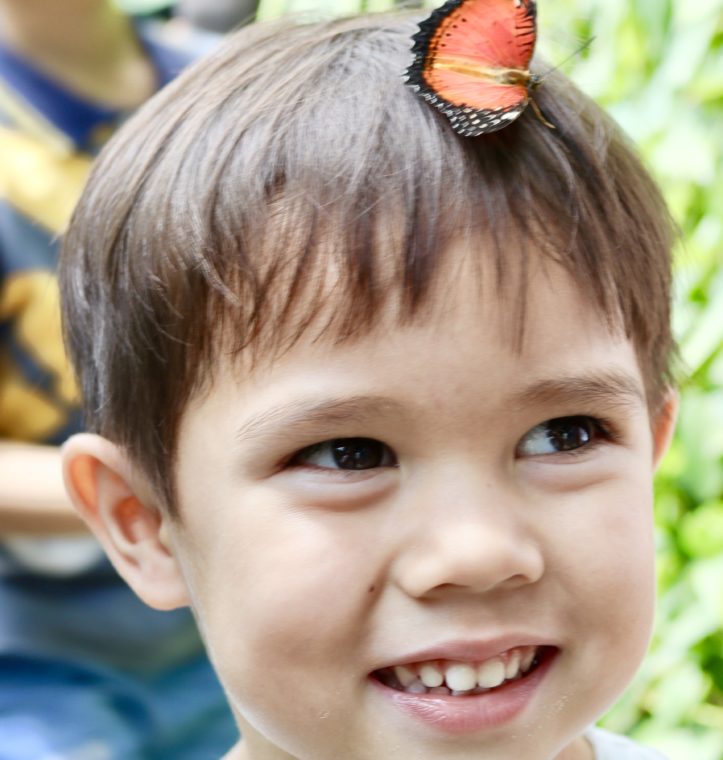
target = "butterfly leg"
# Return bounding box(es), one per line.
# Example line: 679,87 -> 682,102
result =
529,97 -> 555,129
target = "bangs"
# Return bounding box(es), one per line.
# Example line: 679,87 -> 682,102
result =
61,13 -> 675,510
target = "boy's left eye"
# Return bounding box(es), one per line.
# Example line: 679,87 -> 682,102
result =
289,438 -> 398,470
516,416 -> 612,457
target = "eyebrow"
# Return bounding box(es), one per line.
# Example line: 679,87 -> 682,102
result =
234,370 -> 645,444
234,395 -> 408,444
509,369 -> 646,410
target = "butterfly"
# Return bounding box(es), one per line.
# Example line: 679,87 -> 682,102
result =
405,0 -> 544,136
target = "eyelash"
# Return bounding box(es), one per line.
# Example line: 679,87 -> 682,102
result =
284,415 -> 620,472
515,415 -> 619,459
286,437 -> 398,472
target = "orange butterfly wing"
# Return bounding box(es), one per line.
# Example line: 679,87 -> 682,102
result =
406,0 -> 537,136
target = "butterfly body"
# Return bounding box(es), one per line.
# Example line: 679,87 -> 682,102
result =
406,0 -> 538,136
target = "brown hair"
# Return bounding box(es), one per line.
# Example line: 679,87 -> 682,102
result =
60,12 -> 676,514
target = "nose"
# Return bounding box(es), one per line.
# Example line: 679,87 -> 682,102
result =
392,475 -> 545,599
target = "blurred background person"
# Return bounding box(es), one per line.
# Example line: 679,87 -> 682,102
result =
0,0 -> 237,757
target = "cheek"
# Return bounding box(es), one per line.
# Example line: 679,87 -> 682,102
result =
586,480 -> 656,607
178,499 -> 376,694
182,507 -> 383,755
552,478 -> 657,708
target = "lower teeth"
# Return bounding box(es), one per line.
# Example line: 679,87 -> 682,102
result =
405,683 -> 494,696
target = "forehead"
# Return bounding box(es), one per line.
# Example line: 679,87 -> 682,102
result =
215,205 -> 617,365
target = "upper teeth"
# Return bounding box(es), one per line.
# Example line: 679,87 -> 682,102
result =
392,646 -> 538,694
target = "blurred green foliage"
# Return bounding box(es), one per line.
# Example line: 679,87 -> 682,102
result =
256,1 -> 722,757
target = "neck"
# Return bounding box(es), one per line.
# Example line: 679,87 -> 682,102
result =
0,0 -> 156,108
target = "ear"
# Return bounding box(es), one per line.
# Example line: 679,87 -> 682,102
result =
651,389 -> 679,470
61,433 -> 190,610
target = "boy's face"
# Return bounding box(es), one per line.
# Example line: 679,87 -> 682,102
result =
158,250 -> 672,760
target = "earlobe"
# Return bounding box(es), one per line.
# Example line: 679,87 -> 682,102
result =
62,434 -> 190,610
651,389 -> 679,470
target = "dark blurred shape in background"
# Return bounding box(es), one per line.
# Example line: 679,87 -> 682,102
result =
177,0 -> 260,33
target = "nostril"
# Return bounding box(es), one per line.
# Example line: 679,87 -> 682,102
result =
392,524 -> 544,599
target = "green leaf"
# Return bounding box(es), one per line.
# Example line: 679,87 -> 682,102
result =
680,503 -> 723,558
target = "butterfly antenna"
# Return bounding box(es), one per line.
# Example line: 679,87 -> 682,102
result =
529,37 -> 595,130
537,36 -> 595,83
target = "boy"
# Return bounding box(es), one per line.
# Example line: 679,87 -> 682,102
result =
59,11 -> 677,760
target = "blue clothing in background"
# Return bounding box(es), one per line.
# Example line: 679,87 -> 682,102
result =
0,25 -> 236,760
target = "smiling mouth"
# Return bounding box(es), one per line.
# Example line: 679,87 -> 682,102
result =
372,645 -> 557,697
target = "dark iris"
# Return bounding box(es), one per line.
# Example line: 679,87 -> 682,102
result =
331,438 -> 388,469
546,416 -> 596,451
